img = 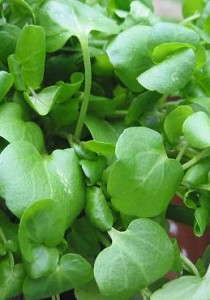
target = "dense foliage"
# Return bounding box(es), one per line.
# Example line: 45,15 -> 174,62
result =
0,0 -> 210,299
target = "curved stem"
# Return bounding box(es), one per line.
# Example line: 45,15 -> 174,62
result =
182,147 -> 210,170
176,142 -> 188,162
74,36 -> 92,139
180,253 -> 200,277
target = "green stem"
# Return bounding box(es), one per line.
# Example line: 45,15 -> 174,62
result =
140,288 -> 152,299
176,142 -> 188,162
0,227 -> 14,265
167,204 -> 194,227
181,12 -> 201,24
74,36 -> 92,139
52,295 -> 60,300
180,253 -> 200,277
182,147 -> 210,170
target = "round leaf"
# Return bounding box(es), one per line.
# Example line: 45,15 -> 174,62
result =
182,111 -> 210,149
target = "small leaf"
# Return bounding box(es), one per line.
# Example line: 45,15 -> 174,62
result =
83,140 -> 115,156
164,105 -> 194,143
94,218 -> 174,298
9,24 -> 46,89
23,254 -> 93,300
0,71 -> 14,102
80,156 -> 107,185
24,85 -> 61,116
106,25 -> 153,92
182,111 -> 210,149
148,22 -> 200,53
184,157 -> 210,186
194,207 -> 209,237
108,127 -> 183,217
86,187 -> 113,232
138,49 -> 196,94
0,102 -> 44,152
151,276 -> 210,300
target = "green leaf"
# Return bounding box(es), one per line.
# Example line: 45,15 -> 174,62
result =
36,0 -> 120,52
151,276 -> 210,300
106,25 -> 153,92
108,127 -> 183,217
8,24 -> 46,89
0,210 -> 18,240
80,156 -> 107,185
152,42 -> 196,63
138,49 -> 196,94
183,157 -> 210,186
0,71 -> 14,102
182,111 -> 210,149
94,218 -> 174,298
83,140 -> 115,156
0,142 -> 85,223
0,259 -> 25,300
23,253 -> 93,300
86,187 -> 113,232
19,199 -> 66,278
194,207 -> 209,237
148,22 -> 200,53
0,102 -> 44,152
75,280 -> 117,300
24,85 -> 61,116
164,105 -> 194,143
0,23 -> 20,64
182,0 -> 205,18
85,115 -> 121,144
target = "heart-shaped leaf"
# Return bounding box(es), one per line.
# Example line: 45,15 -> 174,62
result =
182,111 -> 210,149
108,127 -> 183,217
94,218 -> 174,299
0,141 -> 85,223
23,254 -> 93,300
151,275 -> 210,300
0,102 -> 44,152
0,259 -> 25,300
36,0 -> 120,52
138,49 -> 196,94
106,25 -> 153,92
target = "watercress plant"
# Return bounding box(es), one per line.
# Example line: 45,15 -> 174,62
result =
0,0 -> 210,299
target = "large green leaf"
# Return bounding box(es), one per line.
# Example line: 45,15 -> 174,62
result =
138,49 -> 196,94
182,111 -> 210,149
151,276 -> 210,300
8,24 -> 46,89
108,127 -> 183,217
0,141 -> 85,224
36,0 -> 120,52
106,25 -> 153,92
94,218 -> 174,299
0,102 -> 44,152
23,254 -> 93,300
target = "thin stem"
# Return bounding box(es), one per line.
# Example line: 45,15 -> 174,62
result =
74,36 -> 92,139
176,142 -> 188,162
52,295 -> 60,300
181,12 -> 201,24
182,147 -> 210,170
0,227 -> 14,265
180,253 -> 200,277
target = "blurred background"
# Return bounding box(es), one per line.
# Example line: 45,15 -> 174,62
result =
153,0 -> 183,20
